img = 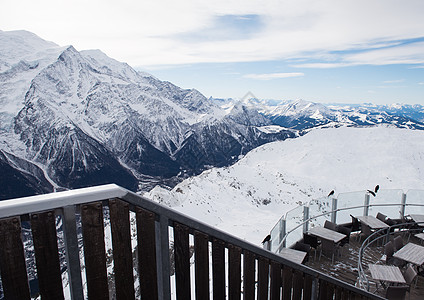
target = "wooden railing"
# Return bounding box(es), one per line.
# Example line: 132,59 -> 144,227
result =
0,184 -> 383,300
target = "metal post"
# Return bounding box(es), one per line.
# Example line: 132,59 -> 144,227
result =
62,205 -> 84,300
280,219 -> 286,248
263,241 -> 271,251
363,194 -> 370,216
400,193 -> 407,219
331,198 -> 337,224
156,215 -> 171,300
303,205 -> 310,234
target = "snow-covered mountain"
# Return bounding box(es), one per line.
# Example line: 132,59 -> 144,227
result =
146,126 -> 424,245
0,30 -> 295,200
213,97 -> 424,131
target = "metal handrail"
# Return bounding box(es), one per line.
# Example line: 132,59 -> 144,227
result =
357,221 -> 424,291
276,202 -> 424,251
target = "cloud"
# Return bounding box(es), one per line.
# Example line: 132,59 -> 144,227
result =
383,79 -> 405,84
243,72 -> 304,80
293,39 -> 424,69
1,0 -> 424,67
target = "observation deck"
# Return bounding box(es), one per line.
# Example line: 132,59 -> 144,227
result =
267,189 -> 424,299
0,184 -> 381,299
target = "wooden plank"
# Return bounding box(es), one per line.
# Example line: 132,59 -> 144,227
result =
292,269 -> 303,300
174,222 -> 191,300
334,285 -> 343,300
318,279 -> 334,300
194,231 -> 209,300
327,283 -> 335,300
228,244 -> 241,300
303,273 -> 313,300
212,238 -> 225,300
257,257 -> 269,300
136,207 -> 158,299
81,202 -> 109,300
109,199 -> 135,300
242,250 -> 255,300
0,217 -> 31,300
282,266 -> 293,300
62,205 -> 84,300
31,211 -> 64,299
270,261 -> 281,300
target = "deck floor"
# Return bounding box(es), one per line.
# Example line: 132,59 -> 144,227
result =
303,232 -> 424,299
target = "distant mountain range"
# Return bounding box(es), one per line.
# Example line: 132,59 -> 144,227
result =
212,97 -> 424,130
1,30 -> 424,200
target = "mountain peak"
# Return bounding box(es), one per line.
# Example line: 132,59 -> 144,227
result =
0,30 -> 60,65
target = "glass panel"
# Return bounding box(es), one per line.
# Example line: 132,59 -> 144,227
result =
269,217 -> 282,252
336,191 -> 366,224
308,196 -> 332,228
284,225 -> 303,250
368,189 -> 403,219
405,190 -> 424,215
283,205 -> 304,248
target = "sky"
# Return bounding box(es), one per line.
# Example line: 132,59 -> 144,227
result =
1,0 -> 424,104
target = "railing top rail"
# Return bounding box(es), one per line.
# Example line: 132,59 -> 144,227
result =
0,184 -> 128,219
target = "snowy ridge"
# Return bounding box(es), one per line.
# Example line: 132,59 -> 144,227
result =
146,126 -> 424,244
213,97 -> 424,131
0,30 -> 294,198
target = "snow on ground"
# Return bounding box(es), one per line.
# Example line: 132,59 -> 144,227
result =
145,126 -> 424,245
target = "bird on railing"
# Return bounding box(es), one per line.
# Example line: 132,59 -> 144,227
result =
328,190 -> 335,197
374,185 -> 379,193
367,190 -> 376,197
261,234 -> 271,244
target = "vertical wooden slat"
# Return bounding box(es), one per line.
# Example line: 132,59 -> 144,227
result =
174,222 -> 191,300
31,211 -> 64,300
282,266 -> 293,300
0,217 -> 30,300
137,207 -> 158,300
328,283 -> 335,299
157,214 -> 171,300
292,269 -> 303,300
243,251 -> 255,300
303,273 -> 313,300
109,199 -> 135,300
212,238 -> 225,300
334,285 -> 343,300
270,261 -> 282,300
318,279 -> 326,300
194,231 -> 209,300
81,202 -> 109,300
257,257 -> 269,300
62,205 -> 84,300
228,244 -> 241,300
319,279 -> 335,300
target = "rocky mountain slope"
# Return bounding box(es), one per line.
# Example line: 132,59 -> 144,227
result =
0,30 -> 295,200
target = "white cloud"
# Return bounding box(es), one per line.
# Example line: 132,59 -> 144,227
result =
243,72 -> 304,80
383,79 -> 405,84
1,0 -> 424,66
